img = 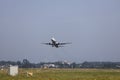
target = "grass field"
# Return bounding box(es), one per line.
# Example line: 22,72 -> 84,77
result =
0,68 -> 120,80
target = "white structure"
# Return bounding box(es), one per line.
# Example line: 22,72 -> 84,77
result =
8,65 -> 18,76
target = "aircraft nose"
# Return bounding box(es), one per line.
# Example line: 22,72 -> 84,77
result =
51,37 -> 56,41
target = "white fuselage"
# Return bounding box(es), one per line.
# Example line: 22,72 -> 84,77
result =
51,38 -> 59,48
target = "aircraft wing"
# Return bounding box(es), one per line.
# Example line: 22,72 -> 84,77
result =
58,42 -> 71,45
42,43 -> 52,45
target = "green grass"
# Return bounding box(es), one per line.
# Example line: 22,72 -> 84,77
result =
0,68 -> 120,80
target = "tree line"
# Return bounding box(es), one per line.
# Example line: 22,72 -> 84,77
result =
0,59 -> 120,69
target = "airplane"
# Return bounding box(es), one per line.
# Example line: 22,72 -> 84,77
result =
42,37 -> 71,48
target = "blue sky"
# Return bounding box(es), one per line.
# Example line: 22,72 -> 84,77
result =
0,0 -> 120,63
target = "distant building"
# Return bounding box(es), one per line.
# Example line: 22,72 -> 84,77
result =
8,65 -> 18,76
43,64 -> 56,68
